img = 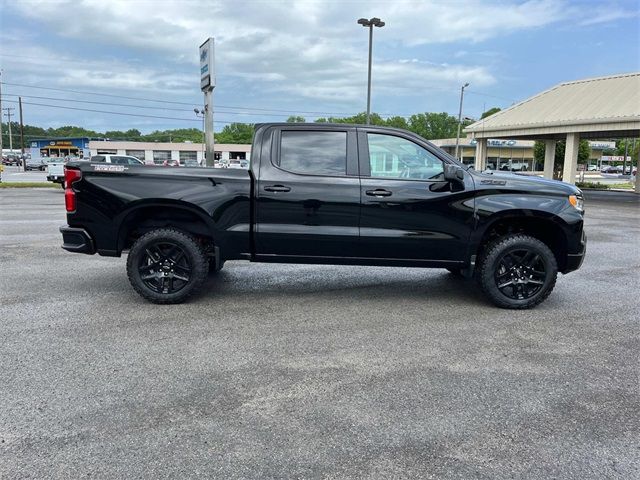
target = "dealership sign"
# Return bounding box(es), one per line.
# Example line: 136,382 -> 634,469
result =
470,139 -> 518,146
199,37 -> 215,92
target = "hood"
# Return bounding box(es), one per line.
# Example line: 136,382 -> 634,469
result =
471,169 -> 582,196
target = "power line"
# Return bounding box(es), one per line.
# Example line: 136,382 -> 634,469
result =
0,99 -> 208,123
1,81 -> 512,119
2,93 -> 191,112
0,81 -> 362,115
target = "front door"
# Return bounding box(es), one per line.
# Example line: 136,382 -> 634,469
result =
255,126 -> 361,258
358,129 -> 475,262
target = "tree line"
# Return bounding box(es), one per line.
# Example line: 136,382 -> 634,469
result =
3,107 -> 635,164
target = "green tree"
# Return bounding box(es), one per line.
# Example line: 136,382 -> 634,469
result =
534,139 -> 591,178
215,123 -> 255,144
286,115 -> 306,123
480,107 -> 501,119
615,139 -> 640,159
384,116 -> 409,130
407,112 -> 459,139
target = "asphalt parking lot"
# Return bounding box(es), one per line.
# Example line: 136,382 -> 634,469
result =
1,188 -> 638,479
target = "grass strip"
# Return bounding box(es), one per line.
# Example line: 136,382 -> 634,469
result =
0,182 -> 63,188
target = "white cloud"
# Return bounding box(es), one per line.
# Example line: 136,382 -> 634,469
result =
2,0 -> 634,125
7,0 -> 571,104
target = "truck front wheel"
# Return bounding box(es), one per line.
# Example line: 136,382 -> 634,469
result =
126,228 -> 208,304
476,234 -> 558,309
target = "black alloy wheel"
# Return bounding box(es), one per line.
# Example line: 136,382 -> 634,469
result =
138,242 -> 192,294
477,234 -> 558,309
494,249 -> 546,300
126,228 -> 208,304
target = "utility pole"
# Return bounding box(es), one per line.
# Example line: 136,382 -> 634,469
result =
4,107 -> 15,151
455,83 -> 469,161
19,97 -> 26,172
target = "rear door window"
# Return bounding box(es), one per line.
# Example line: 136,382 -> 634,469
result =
278,131 -> 347,176
90,155 -> 105,162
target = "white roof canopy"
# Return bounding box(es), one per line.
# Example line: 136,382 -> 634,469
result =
465,72 -> 640,140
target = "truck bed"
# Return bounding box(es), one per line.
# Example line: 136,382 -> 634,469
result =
66,162 -> 252,258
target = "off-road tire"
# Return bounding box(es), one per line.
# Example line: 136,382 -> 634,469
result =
126,228 -> 208,304
476,234 -> 557,309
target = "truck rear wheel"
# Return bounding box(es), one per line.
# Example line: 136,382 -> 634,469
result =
476,234 -> 557,309
126,228 -> 208,304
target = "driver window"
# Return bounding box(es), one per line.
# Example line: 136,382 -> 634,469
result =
367,133 -> 444,180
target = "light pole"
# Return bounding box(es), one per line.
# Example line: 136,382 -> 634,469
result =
194,108 -> 206,165
455,82 -> 469,161
357,17 -> 385,125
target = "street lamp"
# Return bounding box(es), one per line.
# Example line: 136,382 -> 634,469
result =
454,82 -> 469,161
194,108 -> 206,164
357,17 -> 385,125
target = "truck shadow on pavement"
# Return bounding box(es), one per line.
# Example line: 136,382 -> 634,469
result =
193,264 -> 489,307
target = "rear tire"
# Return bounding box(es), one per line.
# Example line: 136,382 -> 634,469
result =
126,228 -> 208,304
476,234 -> 557,309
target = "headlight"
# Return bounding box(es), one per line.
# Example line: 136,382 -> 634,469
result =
568,194 -> 584,212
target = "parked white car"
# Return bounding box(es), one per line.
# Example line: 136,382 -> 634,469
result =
90,155 -> 144,165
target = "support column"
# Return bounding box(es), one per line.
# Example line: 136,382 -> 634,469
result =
474,138 -> 487,171
562,133 -> 580,184
635,141 -> 640,194
543,140 -> 556,179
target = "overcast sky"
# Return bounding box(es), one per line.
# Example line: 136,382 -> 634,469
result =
0,0 -> 638,134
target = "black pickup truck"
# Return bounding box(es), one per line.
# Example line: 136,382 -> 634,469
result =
60,123 -> 586,309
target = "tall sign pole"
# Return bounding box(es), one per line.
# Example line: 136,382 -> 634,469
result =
200,38 -> 215,167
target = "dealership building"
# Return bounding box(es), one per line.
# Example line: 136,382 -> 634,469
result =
29,138 -> 250,165
431,138 -> 615,170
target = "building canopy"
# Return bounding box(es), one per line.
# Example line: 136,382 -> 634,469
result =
463,72 -> 640,184
465,72 -> 640,140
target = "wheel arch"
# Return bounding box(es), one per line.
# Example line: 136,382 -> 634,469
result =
115,200 -> 217,254
473,210 -> 569,272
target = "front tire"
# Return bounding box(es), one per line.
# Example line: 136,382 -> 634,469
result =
126,228 -> 208,304
476,234 -> 557,309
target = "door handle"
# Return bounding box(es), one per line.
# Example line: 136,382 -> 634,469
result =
264,185 -> 291,193
366,189 -> 392,197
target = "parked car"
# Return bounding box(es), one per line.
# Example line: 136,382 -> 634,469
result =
2,153 -> 22,166
587,164 -> 599,171
90,155 -> 144,165
184,159 -> 200,167
60,123 -> 586,309
227,159 -> 249,169
162,159 -> 180,167
46,158 -> 66,185
600,165 -> 620,174
500,161 -> 528,172
26,157 -> 46,171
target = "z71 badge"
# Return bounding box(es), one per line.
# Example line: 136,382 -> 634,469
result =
92,164 -> 127,172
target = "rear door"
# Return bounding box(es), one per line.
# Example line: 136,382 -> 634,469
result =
358,128 -> 475,262
255,125 -> 361,258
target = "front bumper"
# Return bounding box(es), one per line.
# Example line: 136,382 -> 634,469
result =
563,229 -> 587,273
60,226 -> 95,254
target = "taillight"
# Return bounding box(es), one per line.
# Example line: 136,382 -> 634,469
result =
64,167 -> 82,212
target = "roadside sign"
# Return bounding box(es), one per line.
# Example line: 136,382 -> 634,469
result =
200,38 -> 215,92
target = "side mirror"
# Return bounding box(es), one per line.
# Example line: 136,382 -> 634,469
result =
444,164 -> 465,182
